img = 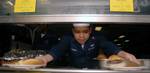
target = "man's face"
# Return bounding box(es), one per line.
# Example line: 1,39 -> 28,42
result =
72,27 -> 92,45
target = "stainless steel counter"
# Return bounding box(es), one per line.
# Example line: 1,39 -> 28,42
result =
0,67 -> 150,73
0,59 -> 150,73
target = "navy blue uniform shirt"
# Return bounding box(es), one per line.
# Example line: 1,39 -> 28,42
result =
48,34 -> 121,68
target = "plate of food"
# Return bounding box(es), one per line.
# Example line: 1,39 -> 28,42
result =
106,66 -> 148,71
103,55 -> 149,71
2,59 -> 45,69
2,64 -> 44,69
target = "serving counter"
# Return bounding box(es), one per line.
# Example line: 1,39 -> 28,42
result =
0,59 -> 150,73
0,67 -> 150,73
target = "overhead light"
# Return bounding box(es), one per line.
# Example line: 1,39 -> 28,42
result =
114,39 -> 118,42
58,38 -> 61,40
41,33 -> 45,38
124,40 -> 130,42
95,26 -> 102,31
117,44 -> 121,46
118,35 -> 125,39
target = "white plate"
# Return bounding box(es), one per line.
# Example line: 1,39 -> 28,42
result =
105,65 -> 149,71
102,59 -> 150,71
2,64 -> 45,69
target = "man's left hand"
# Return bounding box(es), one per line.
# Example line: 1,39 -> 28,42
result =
117,51 -> 140,65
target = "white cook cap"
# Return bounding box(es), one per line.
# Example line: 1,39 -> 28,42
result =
73,23 -> 90,27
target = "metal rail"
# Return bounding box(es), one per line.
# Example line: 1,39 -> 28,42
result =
0,14 -> 150,24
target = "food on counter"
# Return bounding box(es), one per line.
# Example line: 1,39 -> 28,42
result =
2,60 -> 19,64
107,55 -> 126,67
97,54 -> 107,60
107,55 -> 143,67
3,49 -> 47,59
2,59 -> 44,65
2,49 -> 46,66
17,59 -> 44,65
108,55 -> 124,62
126,60 -> 143,67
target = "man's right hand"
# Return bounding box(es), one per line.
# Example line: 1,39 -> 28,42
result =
35,54 -> 54,66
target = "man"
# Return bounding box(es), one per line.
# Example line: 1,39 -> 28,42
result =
36,23 -> 140,68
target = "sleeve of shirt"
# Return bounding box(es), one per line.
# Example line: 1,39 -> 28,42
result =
48,35 -> 70,60
97,36 -> 122,55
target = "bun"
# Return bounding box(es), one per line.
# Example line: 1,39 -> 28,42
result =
18,59 -> 43,65
97,54 -> 107,60
108,55 -> 123,61
107,55 -> 126,67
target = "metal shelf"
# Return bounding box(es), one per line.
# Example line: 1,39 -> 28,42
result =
0,0 -> 150,24
0,14 -> 150,23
